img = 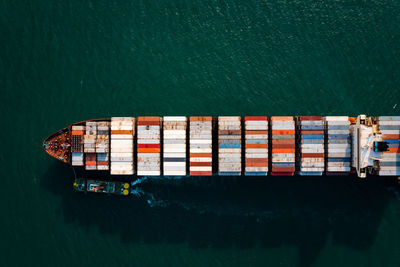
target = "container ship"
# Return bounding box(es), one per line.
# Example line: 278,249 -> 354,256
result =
43,116 -> 400,196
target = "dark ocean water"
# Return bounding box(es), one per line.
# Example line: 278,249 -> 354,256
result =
2,0 -> 400,266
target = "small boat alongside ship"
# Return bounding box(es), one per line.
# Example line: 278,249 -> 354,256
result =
43,115 -> 400,195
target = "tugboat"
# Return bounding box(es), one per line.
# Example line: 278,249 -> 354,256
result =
73,177 -> 130,196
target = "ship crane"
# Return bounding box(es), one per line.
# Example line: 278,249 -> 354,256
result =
353,115 -> 390,178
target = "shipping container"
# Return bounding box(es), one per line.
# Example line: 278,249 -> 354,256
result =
244,116 -> 268,176
71,125 -> 85,166
189,116 -> 212,176
218,116 -> 241,176
378,116 -> 400,176
163,116 -> 187,176
324,116 -> 351,175
110,117 -> 135,175
137,117 -> 160,176
96,121 -> 109,170
271,116 -> 295,176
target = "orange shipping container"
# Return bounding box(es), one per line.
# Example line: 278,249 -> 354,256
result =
245,130 -> 268,135
271,116 -> 293,121
190,116 -> 212,121
138,117 -> 160,121
272,130 -> 295,135
383,134 -> 400,139
272,139 -> 295,145
219,130 -> 241,135
190,171 -> 212,176
246,162 -> 268,167
111,130 -> 133,134
246,158 -> 268,163
301,153 -> 324,158
273,144 -> 294,149
190,153 -> 212,158
301,130 -> 324,135
137,148 -> 160,153
272,148 -> 295,153
385,148 -> 400,153
72,130 -> 84,135
137,121 -> 160,126
190,162 -> 212,167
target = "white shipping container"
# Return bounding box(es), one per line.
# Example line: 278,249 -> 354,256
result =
379,170 -> 400,176
163,116 -> 187,121
111,147 -> 133,153
111,135 -> 133,139
245,153 -> 268,158
245,121 -> 268,126
328,153 -> 351,158
245,125 -> 268,130
379,166 -> 400,171
300,167 -> 324,172
190,139 -> 212,144
191,148 -> 212,153
301,148 -> 325,153
219,157 -> 241,162
72,125 -> 85,130
380,130 -> 400,134
271,153 -> 295,158
138,171 -> 161,176
245,149 -> 268,154
378,121 -> 400,125
164,166 -> 186,172
219,116 -> 241,121
328,130 -> 350,135
137,153 -> 160,158
301,144 -> 324,149
271,158 -> 295,162
300,120 -> 324,125
245,134 -> 269,139
245,167 -> 268,172
301,158 -> 324,163
111,126 -> 133,130
190,166 -> 212,171
301,162 -> 324,167
164,153 -> 186,158
324,116 -> 349,121
164,171 -> 186,176
164,162 -> 186,167
97,166 -> 109,170
218,148 -> 241,153
329,148 -> 351,153
328,162 -> 351,167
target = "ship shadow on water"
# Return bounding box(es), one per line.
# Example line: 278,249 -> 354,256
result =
42,162 -> 399,267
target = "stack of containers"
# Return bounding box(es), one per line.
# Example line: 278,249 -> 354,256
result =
218,116 -> 241,176
163,117 -> 187,176
244,116 -> 268,176
84,121 -> 97,170
271,116 -> 295,176
189,117 -> 213,176
110,117 -> 135,175
297,116 -> 324,176
96,121 -> 110,170
324,116 -> 351,175
378,116 -> 400,176
137,117 -> 161,176
71,125 -> 85,166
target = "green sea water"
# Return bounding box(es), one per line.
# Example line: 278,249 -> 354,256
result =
2,0 -> 400,266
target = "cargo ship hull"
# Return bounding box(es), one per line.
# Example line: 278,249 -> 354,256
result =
43,115 -> 400,194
